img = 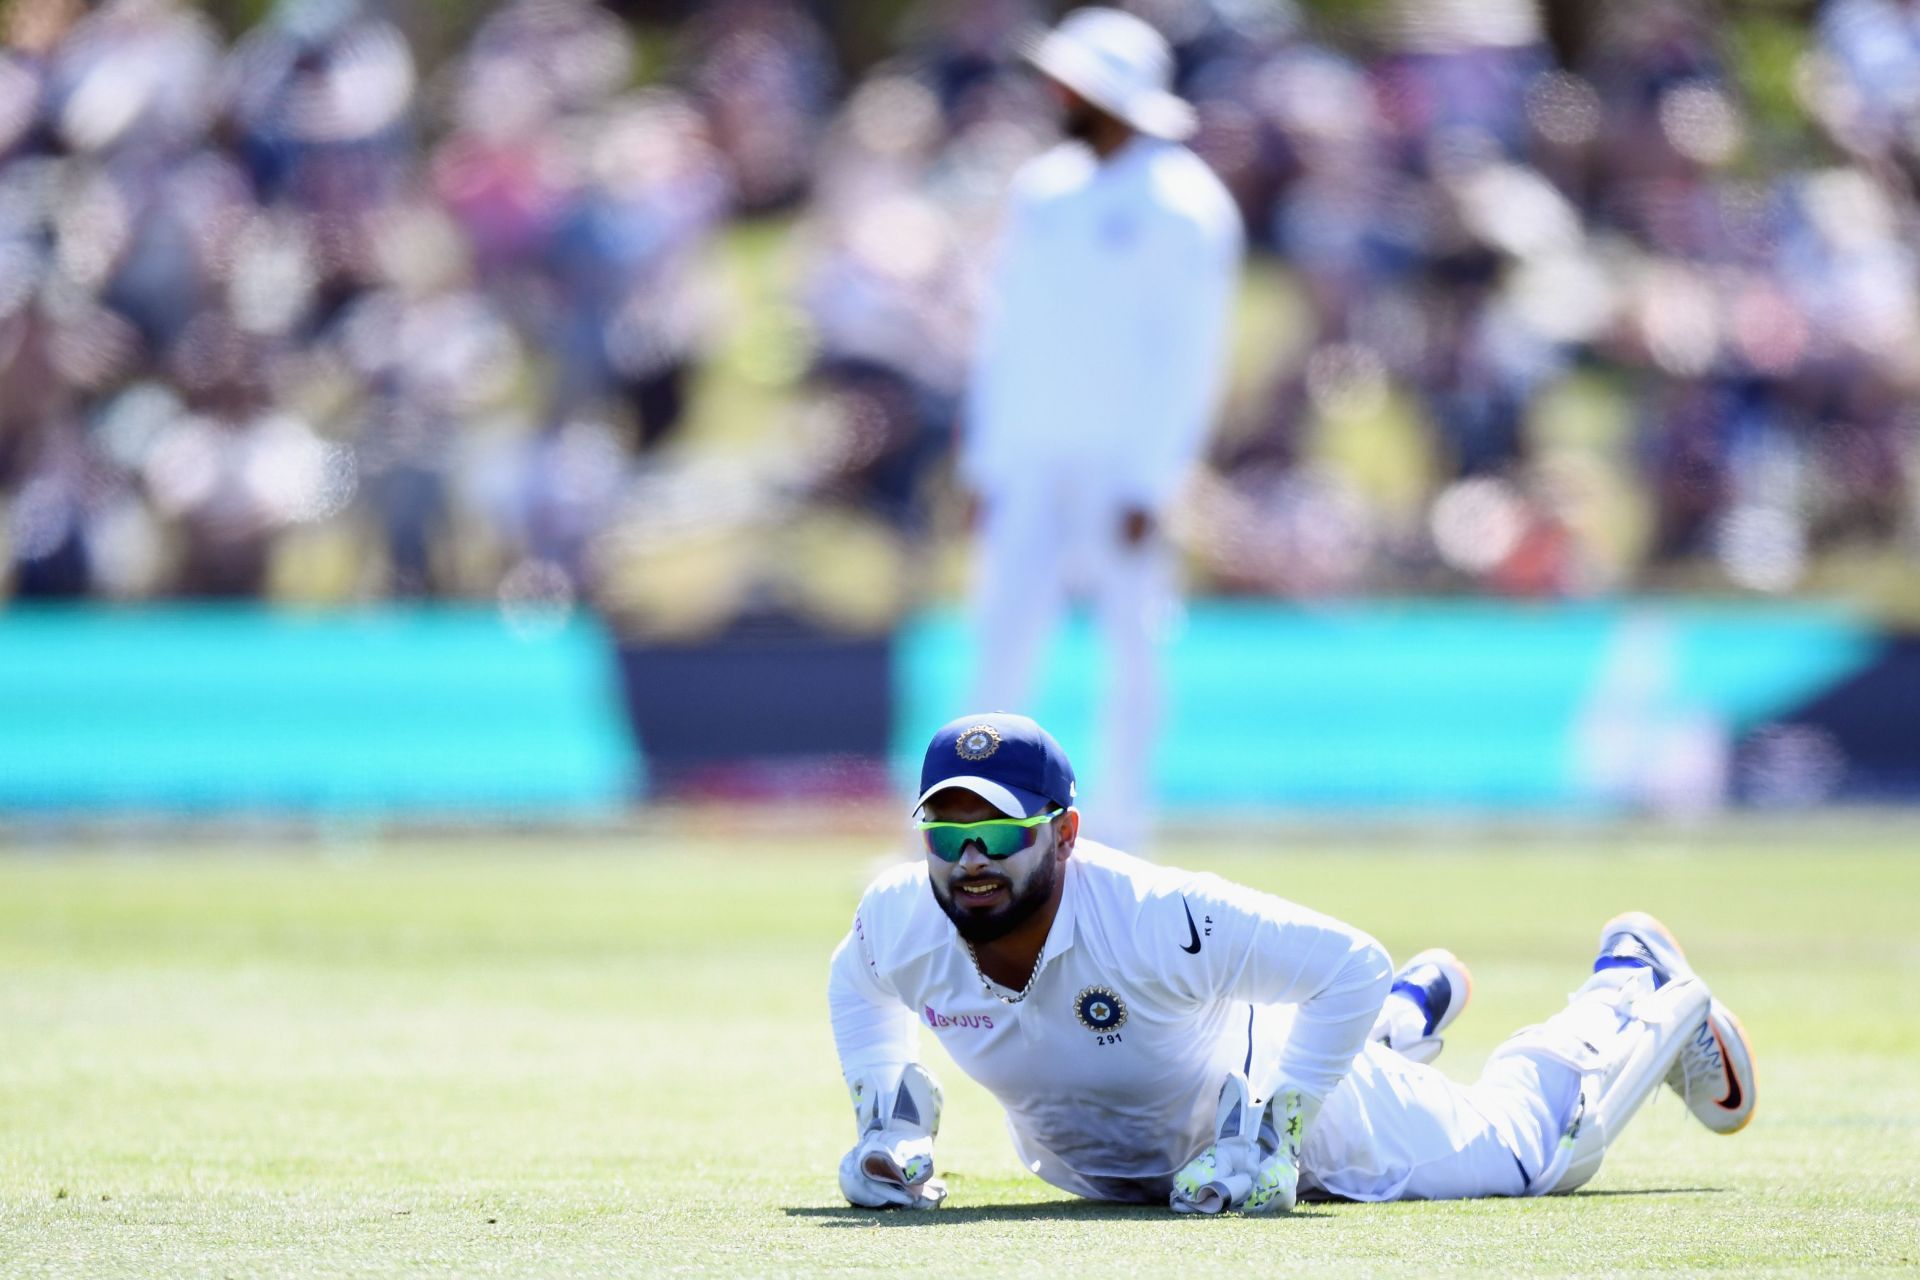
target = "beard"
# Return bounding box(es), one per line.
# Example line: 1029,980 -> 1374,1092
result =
1061,98 -> 1104,144
932,849 -> 1059,944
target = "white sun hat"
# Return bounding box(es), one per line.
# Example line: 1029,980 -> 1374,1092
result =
1023,7 -> 1197,142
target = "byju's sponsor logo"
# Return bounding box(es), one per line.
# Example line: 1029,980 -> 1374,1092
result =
924,1005 -> 994,1030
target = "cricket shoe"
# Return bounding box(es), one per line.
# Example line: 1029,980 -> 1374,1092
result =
1596,911 -> 1756,1135
1372,948 -> 1473,1065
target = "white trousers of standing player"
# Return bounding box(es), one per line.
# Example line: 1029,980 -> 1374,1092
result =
1288,967 -> 1663,1202
967,476 -> 1172,852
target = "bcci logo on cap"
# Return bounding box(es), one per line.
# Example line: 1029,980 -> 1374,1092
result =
1074,985 -> 1127,1032
956,724 -> 1002,761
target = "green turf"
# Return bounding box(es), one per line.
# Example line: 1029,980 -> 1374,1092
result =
3,823 -> 1918,1277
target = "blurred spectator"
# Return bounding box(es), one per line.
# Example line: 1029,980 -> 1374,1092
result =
685,0 -> 834,213
544,91 -> 729,449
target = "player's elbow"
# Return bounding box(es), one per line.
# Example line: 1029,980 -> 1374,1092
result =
827,933 -> 859,1001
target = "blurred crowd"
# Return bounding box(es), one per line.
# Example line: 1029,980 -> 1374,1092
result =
1,0 -> 1917,630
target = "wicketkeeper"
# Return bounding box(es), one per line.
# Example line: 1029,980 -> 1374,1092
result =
828,713 -> 1755,1211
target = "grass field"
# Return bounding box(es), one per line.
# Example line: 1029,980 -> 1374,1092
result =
4,820 -> 1919,1277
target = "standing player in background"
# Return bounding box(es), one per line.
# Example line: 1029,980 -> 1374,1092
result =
829,714 -> 1756,1213
959,8 -> 1244,851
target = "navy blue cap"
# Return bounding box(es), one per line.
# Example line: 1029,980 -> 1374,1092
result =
914,713 -> 1077,818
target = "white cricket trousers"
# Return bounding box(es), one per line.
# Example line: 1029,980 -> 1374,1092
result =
1302,1042 -> 1582,1201
967,479 -> 1173,851
1300,978 -> 1648,1202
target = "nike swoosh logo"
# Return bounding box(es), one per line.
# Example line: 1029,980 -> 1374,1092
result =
1710,1023 -> 1744,1110
1180,898 -> 1202,954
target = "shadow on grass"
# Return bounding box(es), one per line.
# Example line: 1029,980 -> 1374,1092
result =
1567,1187 -> 1728,1198
787,1202 -> 1335,1227
1300,1187 -> 1728,1205
788,1187 -> 1723,1225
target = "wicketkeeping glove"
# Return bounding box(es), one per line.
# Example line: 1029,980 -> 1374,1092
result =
1170,1073 -> 1309,1215
838,1062 -> 947,1210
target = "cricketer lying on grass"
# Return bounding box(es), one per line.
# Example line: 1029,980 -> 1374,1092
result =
828,713 -> 1756,1212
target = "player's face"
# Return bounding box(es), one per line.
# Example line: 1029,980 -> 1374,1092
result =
1044,81 -> 1105,145
1058,88 -> 1104,144
922,789 -> 1063,944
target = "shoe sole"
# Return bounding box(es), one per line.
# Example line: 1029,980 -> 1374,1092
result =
1693,999 -> 1757,1134
1599,911 -> 1756,1135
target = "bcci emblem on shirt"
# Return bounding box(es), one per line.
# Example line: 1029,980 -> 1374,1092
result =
1074,985 -> 1128,1032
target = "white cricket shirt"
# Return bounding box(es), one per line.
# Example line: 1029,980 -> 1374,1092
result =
960,137 -> 1243,511
828,841 -> 1391,1202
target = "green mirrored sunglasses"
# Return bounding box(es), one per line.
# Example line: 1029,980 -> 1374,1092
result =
916,811 -> 1060,862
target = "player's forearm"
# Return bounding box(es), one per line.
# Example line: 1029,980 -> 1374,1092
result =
1269,931 -> 1393,1103
1117,248 -> 1239,508
827,933 -> 919,1074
